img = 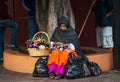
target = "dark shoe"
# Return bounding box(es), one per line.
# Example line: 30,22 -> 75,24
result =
98,46 -> 102,48
55,74 -> 62,80
49,73 -> 55,79
11,45 -> 20,51
0,58 -> 3,64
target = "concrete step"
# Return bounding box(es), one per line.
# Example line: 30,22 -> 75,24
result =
3,47 -> 113,74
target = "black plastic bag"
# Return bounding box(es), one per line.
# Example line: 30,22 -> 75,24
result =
65,53 -> 84,79
32,57 -> 48,77
89,62 -> 102,76
67,53 -> 79,65
65,65 -> 84,79
81,61 -> 91,77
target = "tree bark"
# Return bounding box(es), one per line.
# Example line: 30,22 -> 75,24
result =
36,0 -> 75,38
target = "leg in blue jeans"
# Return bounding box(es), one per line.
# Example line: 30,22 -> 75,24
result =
28,17 -> 36,39
0,27 -> 5,59
0,21 -> 18,59
1,21 -> 18,45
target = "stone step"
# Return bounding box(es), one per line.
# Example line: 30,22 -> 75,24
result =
3,47 -> 113,74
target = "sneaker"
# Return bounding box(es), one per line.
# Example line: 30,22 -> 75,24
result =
55,74 -> 62,80
0,58 -> 3,63
49,73 -> 55,79
11,45 -> 20,51
0,58 -> 3,61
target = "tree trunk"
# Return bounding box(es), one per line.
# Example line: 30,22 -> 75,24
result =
36,0 -> 75,38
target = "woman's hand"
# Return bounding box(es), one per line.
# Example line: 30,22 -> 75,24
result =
63,44 -> 68,48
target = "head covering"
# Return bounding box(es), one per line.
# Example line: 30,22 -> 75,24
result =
51,16 -> 81,54
51,16 -> 88,61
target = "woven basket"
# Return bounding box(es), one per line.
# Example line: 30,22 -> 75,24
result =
28,31 -> 51,57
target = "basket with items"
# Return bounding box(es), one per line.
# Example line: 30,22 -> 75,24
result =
26,31 -> 51,56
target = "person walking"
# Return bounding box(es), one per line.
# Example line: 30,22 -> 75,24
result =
0,0 -> 19,61
92,0 -> 113,51
22,0 -> 37,39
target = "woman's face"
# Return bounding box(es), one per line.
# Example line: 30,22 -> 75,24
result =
60,24 -> 67,30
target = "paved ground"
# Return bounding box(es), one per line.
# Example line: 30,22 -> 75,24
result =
0,61 -> 120,82
1,45 -> 120,82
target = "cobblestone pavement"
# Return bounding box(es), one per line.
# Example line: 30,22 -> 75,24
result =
0,62 -> 120,82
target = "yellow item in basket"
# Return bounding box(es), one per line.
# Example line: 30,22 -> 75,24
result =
27,31 -> 51,57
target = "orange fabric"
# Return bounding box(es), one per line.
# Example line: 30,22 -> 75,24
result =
47,49 -> 79,67
47,49 -> 60,66
64,49 -> 78,57
59,50 -> 69,65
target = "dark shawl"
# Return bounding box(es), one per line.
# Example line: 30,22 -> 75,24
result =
51,16 -> 88,61
51,16 -> 81,54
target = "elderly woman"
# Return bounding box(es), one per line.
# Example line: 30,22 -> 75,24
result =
47,16 -> 88,80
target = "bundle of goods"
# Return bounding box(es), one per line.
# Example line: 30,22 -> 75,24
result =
26,31 -> 51,56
